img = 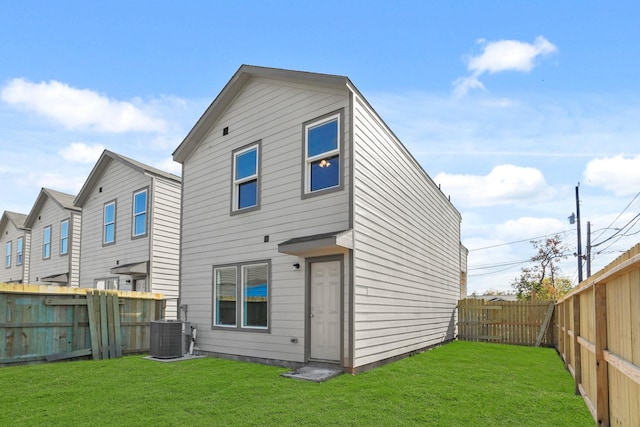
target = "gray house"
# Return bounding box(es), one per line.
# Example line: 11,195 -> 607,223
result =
173,65 -> 465,373
24,188 -> 81,287
0,211 -> 31,284
74,150 -> 181,318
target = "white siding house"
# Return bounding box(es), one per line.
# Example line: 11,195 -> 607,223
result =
173,65 -> 466,372
24,189 -> 81,287
74,150 -> 181,318
0,211 -> 31,284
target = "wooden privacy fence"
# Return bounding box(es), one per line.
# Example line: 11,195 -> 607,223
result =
556,243 -> 640,427
0,284 -> 166,366
458,299 -> 555,347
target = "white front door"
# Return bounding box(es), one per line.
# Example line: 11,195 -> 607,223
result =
310,260 -> 341,362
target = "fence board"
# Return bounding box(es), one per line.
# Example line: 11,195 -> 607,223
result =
457,299 -> 555,346
555,243 -> 640,426
0,284 -> 165,366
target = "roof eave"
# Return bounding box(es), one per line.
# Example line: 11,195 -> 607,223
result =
172,65 -> 350,164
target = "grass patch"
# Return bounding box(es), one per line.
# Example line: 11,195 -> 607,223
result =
0,341 -> 592,426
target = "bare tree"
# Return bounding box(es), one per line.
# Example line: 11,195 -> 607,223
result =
511,235 -> 571,300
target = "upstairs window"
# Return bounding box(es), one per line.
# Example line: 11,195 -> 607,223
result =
43,226 -> 51,259
103,201 -> 116,245
60,219 -> 69,255
132,189 -> 148,237
16,237 -> 23,266
5,241 -> 11,268
304,114 -> 341,194
232,142 -> 260,212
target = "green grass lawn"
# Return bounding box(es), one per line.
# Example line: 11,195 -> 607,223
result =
0,341 -> 592,426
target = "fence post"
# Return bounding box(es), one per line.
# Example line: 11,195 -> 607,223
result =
594,283 -> 609,426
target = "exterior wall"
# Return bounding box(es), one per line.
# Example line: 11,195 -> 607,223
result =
28,198 -> 79,286
351,94 -> 462,368
0,222 -> 30,284
70,211 -> 82,288
150,176 -> 181,318
180,77 -> 351,363
78,160 -> 151,289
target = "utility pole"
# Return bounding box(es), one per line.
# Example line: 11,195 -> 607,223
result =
575,184 -> 583,283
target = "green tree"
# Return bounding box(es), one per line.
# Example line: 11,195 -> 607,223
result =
511,235 -> 572,301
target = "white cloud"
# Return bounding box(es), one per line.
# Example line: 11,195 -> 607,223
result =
454,36 -> 557,96
435,164 -> 554,208
1,78 -> 167,133
59,142 -> 104,163
155,157 -> 182,176
27,172 -> 87,194
496,217 -> 567,240
584,155 -> 640,196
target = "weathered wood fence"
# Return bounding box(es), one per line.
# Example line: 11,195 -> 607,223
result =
0,284 -> 166,366
458,299 -> 555,346
555,243 -> 640,427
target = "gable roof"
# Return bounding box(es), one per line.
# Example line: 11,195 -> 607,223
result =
74,149 -> 181,207
172,65 -> 354,164
0,211 -> 29,234
24,188 -> 80,228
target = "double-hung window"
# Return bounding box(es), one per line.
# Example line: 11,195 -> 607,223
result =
132,189 -> 147,237
60,219 -> 69,255
16,237 -> 23,266
103,201 -> 116,245
43,226 -> 51,259
5,241 -> 11,268
232,143 -> 260,212
304,113 -> 341,194
213,261 -> 269,330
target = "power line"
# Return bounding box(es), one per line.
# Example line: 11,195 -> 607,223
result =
591,190 -> 640,243
591,212 -> 640,248
469,259 -> 530,271
467,229 -> 572,252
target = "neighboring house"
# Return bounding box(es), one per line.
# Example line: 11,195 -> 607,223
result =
74,150 -> 181,318
173,65 -> 466,373
0,211 -> 31,284
24,188 -> 81,287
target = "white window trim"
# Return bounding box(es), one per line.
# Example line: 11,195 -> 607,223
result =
43,225 -> 52,259
5,241 -> 11,268
103,201 -> 116,245
304,113 -> 341,194
213,265 -> 238,328
60,219 -> 69,256
231,142 -> 260,213
132,189 -> 148,238
240,262 -> 269,330
16,237 -> 23,266
213,260 -> 270,332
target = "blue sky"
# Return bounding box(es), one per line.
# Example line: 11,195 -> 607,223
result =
2,1 -> 639,294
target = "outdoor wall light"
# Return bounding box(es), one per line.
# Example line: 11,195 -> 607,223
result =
293,263 -> 300,269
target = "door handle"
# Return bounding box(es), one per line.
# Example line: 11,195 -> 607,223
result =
310,313 -> 314,317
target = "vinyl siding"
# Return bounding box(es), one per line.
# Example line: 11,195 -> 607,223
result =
351,94 -> 461,368
69,212 -> 81,287
28,198 -> 79,286
78,160 -> 151,288
0,224 -> 30,284
180,77 -> 351,362
150,176 -> 181,318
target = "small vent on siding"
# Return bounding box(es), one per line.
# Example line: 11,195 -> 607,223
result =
223,127 -> 229,136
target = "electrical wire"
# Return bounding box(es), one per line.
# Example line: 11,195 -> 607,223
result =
467,229 -> 572,252
591,191 -> 640,243
591,212 -> 640,249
